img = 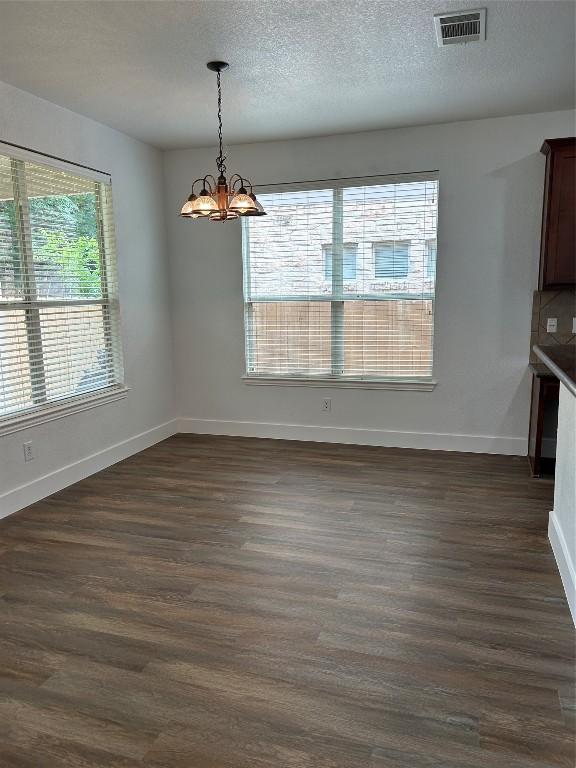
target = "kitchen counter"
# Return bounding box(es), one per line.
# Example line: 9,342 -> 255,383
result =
532,345 -> 576,397
534,343 -> 576,625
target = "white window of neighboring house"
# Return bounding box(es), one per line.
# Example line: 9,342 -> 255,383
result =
323,243 -> 358,280
0,148 -> 125,432
373,240 -> 411,279
242,173 -> 438,387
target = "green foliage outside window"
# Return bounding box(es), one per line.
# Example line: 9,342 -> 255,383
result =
0,193 -> 102,299
35,230 -> 101,297
31,193 -> 101,298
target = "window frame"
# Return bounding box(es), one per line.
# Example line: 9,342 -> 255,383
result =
0,147 -> 127,435
426,238 -> 437,279
242,172 -> 438,390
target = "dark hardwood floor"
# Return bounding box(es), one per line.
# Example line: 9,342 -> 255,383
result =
0,434 -> 574,767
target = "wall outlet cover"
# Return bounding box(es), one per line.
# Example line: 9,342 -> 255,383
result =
546,317 -> 558,333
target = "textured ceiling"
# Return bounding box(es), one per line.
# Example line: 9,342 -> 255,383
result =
0,0 -> 574,149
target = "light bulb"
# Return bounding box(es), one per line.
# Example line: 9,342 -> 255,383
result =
241,193 -> 266,217
191,192 -> 218,215
180,199 -> 195,216
229,193 -> 256,213
180,193 -> 198,216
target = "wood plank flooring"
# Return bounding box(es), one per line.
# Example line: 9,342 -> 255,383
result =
0,434 -> 574,767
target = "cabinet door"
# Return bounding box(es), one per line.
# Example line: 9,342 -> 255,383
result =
541,144 -> 576,287
528,374 -> 560,477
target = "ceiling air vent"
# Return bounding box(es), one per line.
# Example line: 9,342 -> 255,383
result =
434,8 -> 486,46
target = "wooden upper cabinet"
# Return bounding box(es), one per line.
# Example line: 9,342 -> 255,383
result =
539,138 -> 575,288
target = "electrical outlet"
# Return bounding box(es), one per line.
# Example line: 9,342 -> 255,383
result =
23,441 -> 35,462
321,398 -> 332,412
546,317 -> 558,333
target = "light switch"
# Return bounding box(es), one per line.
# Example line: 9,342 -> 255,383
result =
546,317 -> 558,333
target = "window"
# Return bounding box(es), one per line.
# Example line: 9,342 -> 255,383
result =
0,149 -> 124,425
242,173 -> 438,384
373,240 -> 410,279
324,243 -> 357,280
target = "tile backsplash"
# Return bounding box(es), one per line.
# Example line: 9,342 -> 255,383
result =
530,289 -> 576,363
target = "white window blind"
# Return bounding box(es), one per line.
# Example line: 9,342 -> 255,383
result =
0,149 -> 124,422
242,172 -> 438,383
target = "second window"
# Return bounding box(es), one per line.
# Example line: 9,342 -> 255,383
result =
242,173 -> 439,383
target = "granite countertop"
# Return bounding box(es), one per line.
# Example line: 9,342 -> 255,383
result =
532,345 -> 576,397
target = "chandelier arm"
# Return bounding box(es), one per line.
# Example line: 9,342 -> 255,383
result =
190,177 -> 206,194
229,174 -> 243,190
203,174 -> 218,192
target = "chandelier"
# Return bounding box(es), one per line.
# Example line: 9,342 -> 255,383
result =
180,62 -> 266,222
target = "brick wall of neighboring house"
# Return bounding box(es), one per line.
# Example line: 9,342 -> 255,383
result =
246,183 -> 438,299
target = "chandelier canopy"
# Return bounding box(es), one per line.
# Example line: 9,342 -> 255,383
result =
180,62 -> 266,222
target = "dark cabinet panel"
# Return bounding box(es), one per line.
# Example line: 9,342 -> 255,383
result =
539,138 -> 575,288
528,373 -> 560,477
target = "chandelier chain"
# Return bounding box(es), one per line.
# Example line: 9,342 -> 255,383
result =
216,70 -> 226,177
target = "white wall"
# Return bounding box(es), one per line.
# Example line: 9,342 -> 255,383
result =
164,109 -> 575,454
549,383 -> 576,625
0,81 -> 175,516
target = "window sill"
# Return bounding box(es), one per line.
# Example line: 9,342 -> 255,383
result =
0,385 -> 130,437
242,376 -> 436,391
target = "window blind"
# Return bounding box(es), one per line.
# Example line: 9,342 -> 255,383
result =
0,150 -> 124,421
242,172 -> 438,381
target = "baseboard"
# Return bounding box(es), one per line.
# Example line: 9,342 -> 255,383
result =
548,510 -> 576,627
0,416 -> 527,524
0,419 -> 178,521
177,418 -> 526,455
